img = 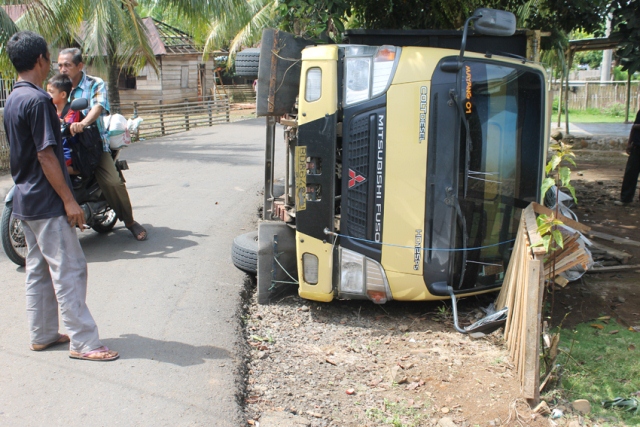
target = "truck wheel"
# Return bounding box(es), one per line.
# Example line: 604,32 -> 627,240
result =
232,231 -> 258,274
1,203 -> 27,267
235,48 -> 260,77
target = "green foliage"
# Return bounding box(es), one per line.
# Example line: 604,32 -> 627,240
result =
533,214 -> 564,252
603,103 -> 627,118
613,65 -> 629,81
277,0 -> 351,41
559,320 -> 640,424
536,142 -> 577,253
611,0 -> 640,75
570,30 -> 603,70
546,142 -> 577,203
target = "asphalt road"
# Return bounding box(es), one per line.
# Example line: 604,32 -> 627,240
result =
0,118 -> 268,426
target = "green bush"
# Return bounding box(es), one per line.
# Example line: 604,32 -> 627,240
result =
602,103 -> 626,117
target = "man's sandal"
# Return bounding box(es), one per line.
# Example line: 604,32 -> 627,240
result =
30,334 -> 70,351
69,346 -> 119,362
126,221 -> 147,241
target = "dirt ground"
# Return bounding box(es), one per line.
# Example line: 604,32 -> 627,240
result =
240,146 -> 640,427
553,149 -> 640,331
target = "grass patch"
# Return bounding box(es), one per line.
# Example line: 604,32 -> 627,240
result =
554,111 -> 631,124
551,101 -> 635,123
365,399 -> 430,427
558,319 -> 640,425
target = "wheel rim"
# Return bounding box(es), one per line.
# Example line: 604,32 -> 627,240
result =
98,209 -> 117,226
9,218 -> 28,260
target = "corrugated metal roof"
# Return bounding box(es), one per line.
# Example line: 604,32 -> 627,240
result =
143,18 -> 202,55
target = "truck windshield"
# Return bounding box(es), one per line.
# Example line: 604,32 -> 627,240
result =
454,61 -> 544,290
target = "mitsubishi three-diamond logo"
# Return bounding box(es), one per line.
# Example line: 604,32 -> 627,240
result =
348,169 -> 366,188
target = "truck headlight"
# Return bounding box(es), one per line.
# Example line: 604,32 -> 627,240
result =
344,45 -> 400,106
305,67 -> 322,102
302,253 -> 319,284
339,248 -> 365,294
339,248 -> 392,303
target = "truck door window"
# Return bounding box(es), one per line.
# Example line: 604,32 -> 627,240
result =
454,61 -> 543,290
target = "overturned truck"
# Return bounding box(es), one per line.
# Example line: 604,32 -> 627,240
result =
232,9 -> 549,311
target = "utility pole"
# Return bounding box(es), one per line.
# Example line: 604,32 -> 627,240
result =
600,14 -> 613,82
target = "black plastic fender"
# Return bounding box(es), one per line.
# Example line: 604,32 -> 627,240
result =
257,221 -> 298,304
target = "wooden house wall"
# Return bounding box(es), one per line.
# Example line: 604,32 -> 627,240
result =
86,55 -> 215,106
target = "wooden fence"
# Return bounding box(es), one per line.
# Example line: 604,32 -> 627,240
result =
222,84 -> 256,103
119,96 -> 231,140
0,79 -> 15,109
0,96 -> 231,171
551,80 -> 640,112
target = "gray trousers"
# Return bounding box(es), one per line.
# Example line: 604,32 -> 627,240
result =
94,151 -> 134,225
22,216 -> 102,353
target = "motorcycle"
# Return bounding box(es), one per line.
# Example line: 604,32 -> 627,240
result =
1,98 -> 129,266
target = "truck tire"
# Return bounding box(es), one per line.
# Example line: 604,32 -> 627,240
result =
232,231 -> 258,274
235,48 -> 260,77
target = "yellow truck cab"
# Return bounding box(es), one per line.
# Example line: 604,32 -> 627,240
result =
232,9 -> 548,312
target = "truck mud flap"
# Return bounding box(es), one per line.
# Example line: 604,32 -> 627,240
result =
257,221 -> 298,304
256,29 -> 314,116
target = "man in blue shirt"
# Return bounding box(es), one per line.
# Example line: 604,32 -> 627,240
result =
4,31 -> 118,361
58,47 -> 147,241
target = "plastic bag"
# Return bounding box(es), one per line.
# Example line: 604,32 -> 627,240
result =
104,114 -> 131,150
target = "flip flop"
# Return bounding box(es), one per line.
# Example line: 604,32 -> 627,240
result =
69,346 -> 119,362
30,334 -> 70,351
126,221 -> 147,241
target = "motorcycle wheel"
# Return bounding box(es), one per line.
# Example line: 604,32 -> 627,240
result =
1,203 -> 27,266
91,208 -> 117,233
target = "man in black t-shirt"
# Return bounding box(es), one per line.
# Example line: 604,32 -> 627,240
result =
616,110 -> 640,205
4,31 -> 118,361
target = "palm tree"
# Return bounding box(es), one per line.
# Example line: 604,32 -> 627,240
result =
203,0 -> 276,64
1,0 -> 239,109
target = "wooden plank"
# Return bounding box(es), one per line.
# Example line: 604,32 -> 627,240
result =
544,254 -> 590,276
587,230 -> 640,247
501,224 -> 526,341
496,218 -> 524,309
531,202 -> 590,233
586,264 -> 640,273
589,240 -> 632,262
523,258 -> 542,400
522,204 -> 545,254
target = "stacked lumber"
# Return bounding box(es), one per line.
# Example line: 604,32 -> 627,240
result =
495,204 -> 544,403
531,204 -> 592,278
494,202 -> 590,404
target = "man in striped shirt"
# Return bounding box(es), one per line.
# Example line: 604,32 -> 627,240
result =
58,48 -> 147,241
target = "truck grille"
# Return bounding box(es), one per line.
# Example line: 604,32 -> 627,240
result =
346,114 -> 370,239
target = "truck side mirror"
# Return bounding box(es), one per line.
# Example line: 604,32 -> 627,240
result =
474,8 -> 516,37
440,8 -> 516,72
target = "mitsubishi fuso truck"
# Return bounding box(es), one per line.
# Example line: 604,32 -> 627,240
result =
232,8 -> 548,313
